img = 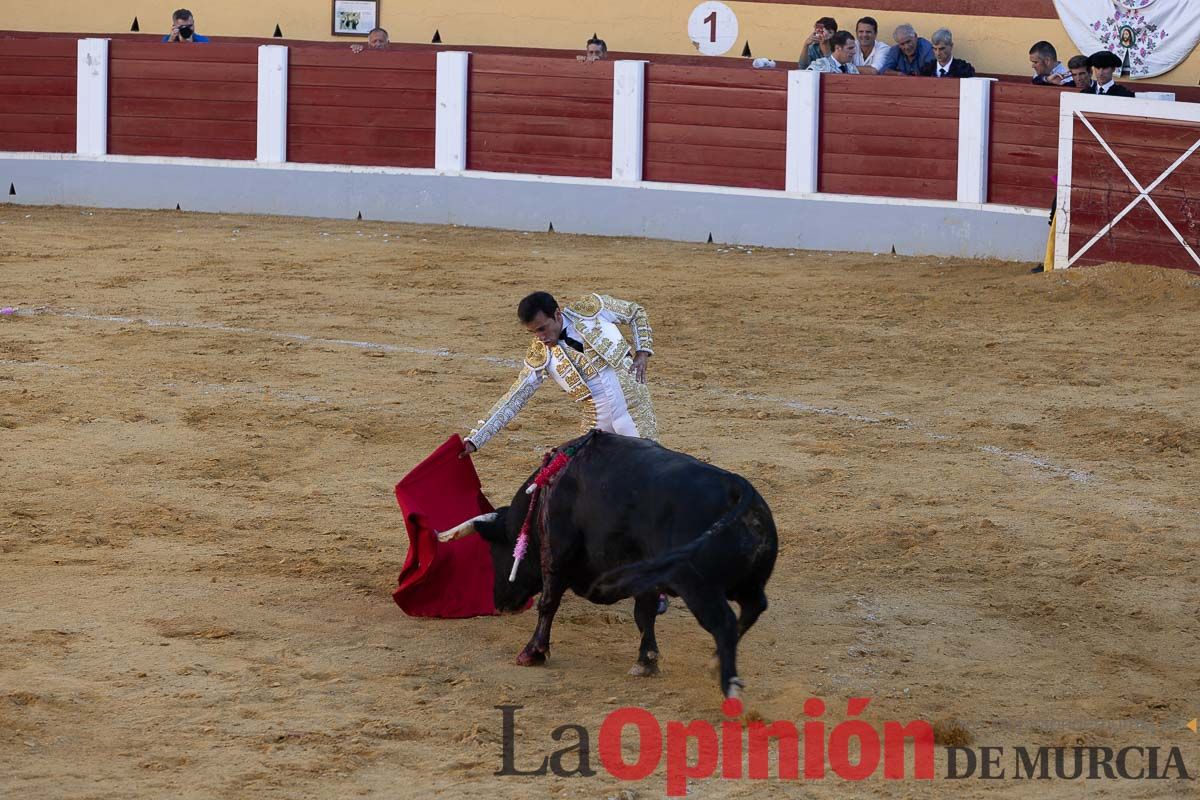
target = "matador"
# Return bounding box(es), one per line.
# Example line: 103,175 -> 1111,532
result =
462,291 -> 657,454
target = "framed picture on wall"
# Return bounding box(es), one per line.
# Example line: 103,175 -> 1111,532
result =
332,0 -> 380,36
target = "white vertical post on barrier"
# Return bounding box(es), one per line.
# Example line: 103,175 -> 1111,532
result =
435,51 -> 470,172
76,38 -> 109,157
1053,93 -> 1076,270
785,70 -> 819,194
612,61 -> 647,182
256,45 -> 289,163
956,77 -> 994,204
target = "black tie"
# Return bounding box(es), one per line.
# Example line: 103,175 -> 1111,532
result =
839,63 -> 847,73
558,329 -> 584,353
939,67 -> 946,77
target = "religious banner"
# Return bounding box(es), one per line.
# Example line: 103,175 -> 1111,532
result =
1054,0 -> 1200,78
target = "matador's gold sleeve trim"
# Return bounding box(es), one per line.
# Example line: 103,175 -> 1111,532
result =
597,294 -> 653,355
466,364 -> 543,451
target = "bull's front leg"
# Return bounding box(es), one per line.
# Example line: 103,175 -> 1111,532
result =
516,571 -> 566,666
628,592 -> 661,677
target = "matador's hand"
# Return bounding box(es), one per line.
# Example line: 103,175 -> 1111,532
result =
459,441 -> 477,459
630,351 -> 650,384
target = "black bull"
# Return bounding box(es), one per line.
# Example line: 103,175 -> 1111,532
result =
439,431 -> 778,698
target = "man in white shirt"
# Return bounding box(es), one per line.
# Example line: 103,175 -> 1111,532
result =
852,16 -> 890,75
807,31 -> 859,74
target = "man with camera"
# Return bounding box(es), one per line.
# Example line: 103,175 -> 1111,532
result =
164,9 -> 210,43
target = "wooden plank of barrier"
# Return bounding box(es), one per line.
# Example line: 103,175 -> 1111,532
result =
289,65 -> 435,91
0,113 -> 78,134
291,106 -> 435,129
466,151 -> 610,178
0,76 -> 74,96
470,112 -> 612,139
0,55 -> 78,77
288,49 -> 437,70
471,73 -> 614,101
646,82 -> 786,110
641,160 -> 785,190
108,135 -> 255,159
287,125 -> 434,148
0,95 -> 75,114
469,131 -> 611,159
111,97 -> 257,121
109,59 -> 256,83
289,85 -> 434,108
109,117 -> 256,140
288,143 -> 434,167
820,173 -> 957,200
109,78 -> 257,102
0,132 -> 74,151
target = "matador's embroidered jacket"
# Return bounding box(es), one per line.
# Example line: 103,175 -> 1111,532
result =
466,294 -> 658,450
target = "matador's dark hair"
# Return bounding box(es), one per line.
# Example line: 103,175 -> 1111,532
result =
517,292 -> 559,323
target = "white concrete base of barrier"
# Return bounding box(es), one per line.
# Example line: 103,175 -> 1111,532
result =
1,154 -> 1048,261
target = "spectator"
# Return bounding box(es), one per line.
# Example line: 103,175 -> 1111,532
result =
1083,50 -> 1135,96
798,17 -> 838,69
807,31 -> 859,74
1067,55 -> 1092,92
350,27 -> 389,53
882,24 -> 934,76
163,8 -> 209,43
921,28 -> 975,78
852,16 -> 891,75
578,36 -> 607,62
1029,41 -> 1073,85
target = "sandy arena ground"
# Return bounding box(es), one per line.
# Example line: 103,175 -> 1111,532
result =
1,205 -> 1198,799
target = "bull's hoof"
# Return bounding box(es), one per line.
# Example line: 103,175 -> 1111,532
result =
516,647 -> 547,667
629,661 -> 660,677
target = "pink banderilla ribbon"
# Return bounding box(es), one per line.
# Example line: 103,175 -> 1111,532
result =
509,449 -> 571,581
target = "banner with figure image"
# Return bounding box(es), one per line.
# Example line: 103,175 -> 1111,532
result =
1054,0 -> 1200,78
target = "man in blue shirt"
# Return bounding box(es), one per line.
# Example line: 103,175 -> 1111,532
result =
163,9 -> 210,43
881,24 -> 933,76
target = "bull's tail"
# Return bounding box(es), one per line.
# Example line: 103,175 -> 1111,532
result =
587,476 -> 756,601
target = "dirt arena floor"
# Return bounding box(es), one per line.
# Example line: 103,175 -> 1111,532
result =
2,205 -> 1198,799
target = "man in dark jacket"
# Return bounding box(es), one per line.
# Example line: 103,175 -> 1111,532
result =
920,28 -> 976,78
1082,50 -> 1135,97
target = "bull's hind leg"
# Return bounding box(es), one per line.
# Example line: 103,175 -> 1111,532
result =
629,592 -> 661,677
678,587 -> 742,698
732,587 -> 768,641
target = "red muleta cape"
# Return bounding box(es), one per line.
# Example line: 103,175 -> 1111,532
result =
392,434 -> 502,618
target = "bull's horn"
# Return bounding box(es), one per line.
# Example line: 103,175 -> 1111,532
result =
436,512 -> 497,543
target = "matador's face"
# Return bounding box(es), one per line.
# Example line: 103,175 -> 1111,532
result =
524,310 -> 565,346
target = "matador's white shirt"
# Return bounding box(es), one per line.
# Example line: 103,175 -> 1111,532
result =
466,294 -> 657,450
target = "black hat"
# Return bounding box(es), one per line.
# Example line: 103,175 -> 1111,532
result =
1087,50 -> 1122,69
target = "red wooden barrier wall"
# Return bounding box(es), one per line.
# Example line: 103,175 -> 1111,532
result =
468,54 -> 613,178
988,82 -> 1062,208
643,64 -> 787,190
819,74 -> 959,201
288,49 -> 435,167
1067,113 -> 1200,272
0,38 -> 76,153
108,41 -> 257,160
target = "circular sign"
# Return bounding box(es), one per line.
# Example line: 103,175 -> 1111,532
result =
688,2 -> 739,57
